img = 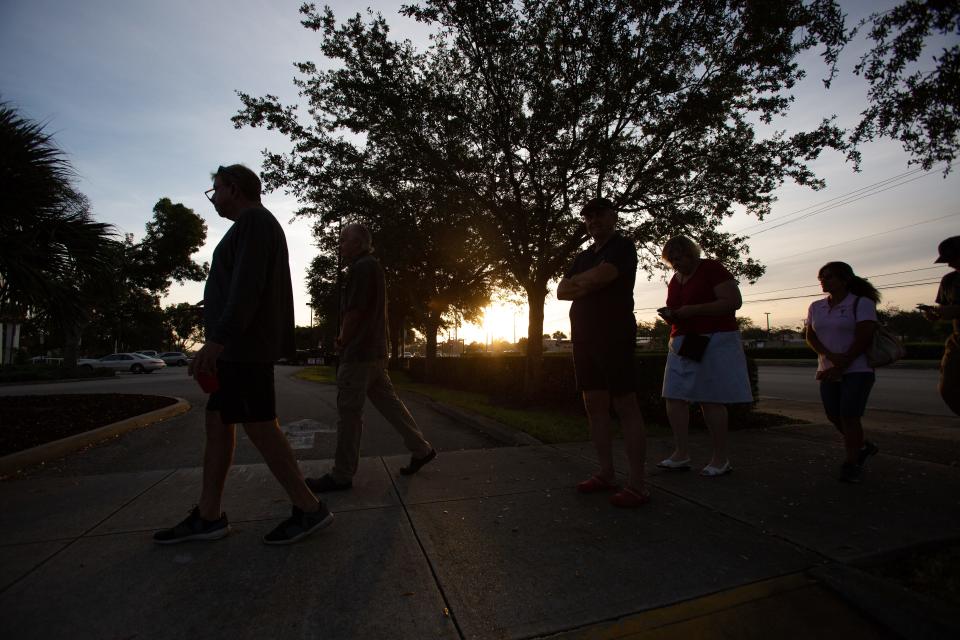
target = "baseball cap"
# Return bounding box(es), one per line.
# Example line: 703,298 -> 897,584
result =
935,236 -> 960,263
581,197 -> 616,215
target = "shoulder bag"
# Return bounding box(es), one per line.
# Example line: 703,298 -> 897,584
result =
854,296 -> 906,367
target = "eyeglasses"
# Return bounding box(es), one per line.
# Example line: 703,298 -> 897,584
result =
204,166 -> 238,203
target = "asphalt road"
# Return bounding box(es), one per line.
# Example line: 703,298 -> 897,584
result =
757,364 -> 950,416
1,365 -> 501,477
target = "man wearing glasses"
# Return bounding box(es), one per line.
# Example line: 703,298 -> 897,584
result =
153,164 -> 333,545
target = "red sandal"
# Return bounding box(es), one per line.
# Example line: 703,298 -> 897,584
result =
609,487 -> 651,508
576,475 -> 618,494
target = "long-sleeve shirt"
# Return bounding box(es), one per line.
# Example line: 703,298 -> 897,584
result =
203,206 -> 295,363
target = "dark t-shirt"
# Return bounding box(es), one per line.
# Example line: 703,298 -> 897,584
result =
936,270 -> 960,335
665,259 -> 739,337
341,253 -> 388,362
565,232 -> 638,344
203,206 -> 295,363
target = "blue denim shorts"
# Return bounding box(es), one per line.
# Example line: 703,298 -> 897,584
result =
819,372 -> 875,418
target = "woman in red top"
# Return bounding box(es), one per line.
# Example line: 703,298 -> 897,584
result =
657,236 -> 753,476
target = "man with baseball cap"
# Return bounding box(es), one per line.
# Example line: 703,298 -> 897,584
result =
921,236 -> 960,414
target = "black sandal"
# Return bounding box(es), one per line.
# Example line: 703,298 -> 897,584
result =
400,449 -> 437,475
305,474 -> 352,493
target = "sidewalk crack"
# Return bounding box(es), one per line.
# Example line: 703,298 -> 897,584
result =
380,456 -> 465,639
0,468 -> 179,596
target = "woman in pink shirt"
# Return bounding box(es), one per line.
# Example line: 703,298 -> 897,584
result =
805,261 -> 880,483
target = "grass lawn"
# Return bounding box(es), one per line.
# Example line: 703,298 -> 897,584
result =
292,366 -> 786,443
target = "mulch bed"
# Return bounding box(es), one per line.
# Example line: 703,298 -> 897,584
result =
0,394 -> 177,457
866,541 -> 960,609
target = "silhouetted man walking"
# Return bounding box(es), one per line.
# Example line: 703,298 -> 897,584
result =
307,223 -> 435,492
153,164 -> 332,545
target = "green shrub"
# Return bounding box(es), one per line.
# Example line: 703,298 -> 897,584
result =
746,343 -> 944,360
902,343 -> 946,360
745,346 -> 816,359
406,353 -> 759,427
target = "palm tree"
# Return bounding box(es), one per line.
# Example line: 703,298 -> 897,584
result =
0,101 -> 116,365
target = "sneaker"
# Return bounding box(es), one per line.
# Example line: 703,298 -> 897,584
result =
839,462 -> 862,484
305,473 -> 352,493
858,440 -> 879,467
153,507 -> 230,545
262,504 -> 334,545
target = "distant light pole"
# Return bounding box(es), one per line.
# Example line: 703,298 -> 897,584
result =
764,312 -> 771,333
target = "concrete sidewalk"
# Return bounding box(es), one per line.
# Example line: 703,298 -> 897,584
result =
2,407 -> 959,639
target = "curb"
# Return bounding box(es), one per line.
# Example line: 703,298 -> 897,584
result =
0,396 -> 191,476
400,389 -> 543,446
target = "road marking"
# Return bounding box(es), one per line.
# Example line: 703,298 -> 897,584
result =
280,418 -> 335,449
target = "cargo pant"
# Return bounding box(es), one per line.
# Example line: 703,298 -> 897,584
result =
941,334 -> 960,416
331,359 -> 432,482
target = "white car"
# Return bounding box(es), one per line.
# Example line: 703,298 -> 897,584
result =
158,351 -> 191,366
79,352 -> 166,374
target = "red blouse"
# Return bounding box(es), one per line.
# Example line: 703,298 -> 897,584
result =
665,259 -> 740,336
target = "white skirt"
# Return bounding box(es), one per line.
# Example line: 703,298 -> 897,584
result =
662,331 -> 753,403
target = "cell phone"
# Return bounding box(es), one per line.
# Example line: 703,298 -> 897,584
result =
657,307 -> 673,320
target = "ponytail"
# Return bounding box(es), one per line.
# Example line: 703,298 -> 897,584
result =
818,261 -> 881,303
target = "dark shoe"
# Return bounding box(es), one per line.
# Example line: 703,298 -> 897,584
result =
576,475 -> 618,493
262,504 -> 334,545
305,473 -> 352,493
609,487 -> 651,508
858,440 -> 879,467
400,449 -> 437,475
153,507 -> 229,545
839,462 -> 862,483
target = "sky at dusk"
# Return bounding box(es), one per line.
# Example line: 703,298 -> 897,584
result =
2,0 -> 957,346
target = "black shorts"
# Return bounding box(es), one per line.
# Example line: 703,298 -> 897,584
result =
206,361 -> 276,424
819,372 -> 875,418
572,342 -> 636,396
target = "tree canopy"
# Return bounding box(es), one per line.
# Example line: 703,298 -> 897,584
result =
236,0 -> 854,389
847,0 -> 960,173
0,101 -> 116,337
85,200 -> 208,354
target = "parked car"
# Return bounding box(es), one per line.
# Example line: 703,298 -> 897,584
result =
158,351 -> 191,366
78,352 -> 166,374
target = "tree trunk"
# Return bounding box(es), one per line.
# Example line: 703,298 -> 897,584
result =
387,309 -> 402,364
423,312 -> 441,380
524,281 -> 548,396
62,317 -> 87,368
